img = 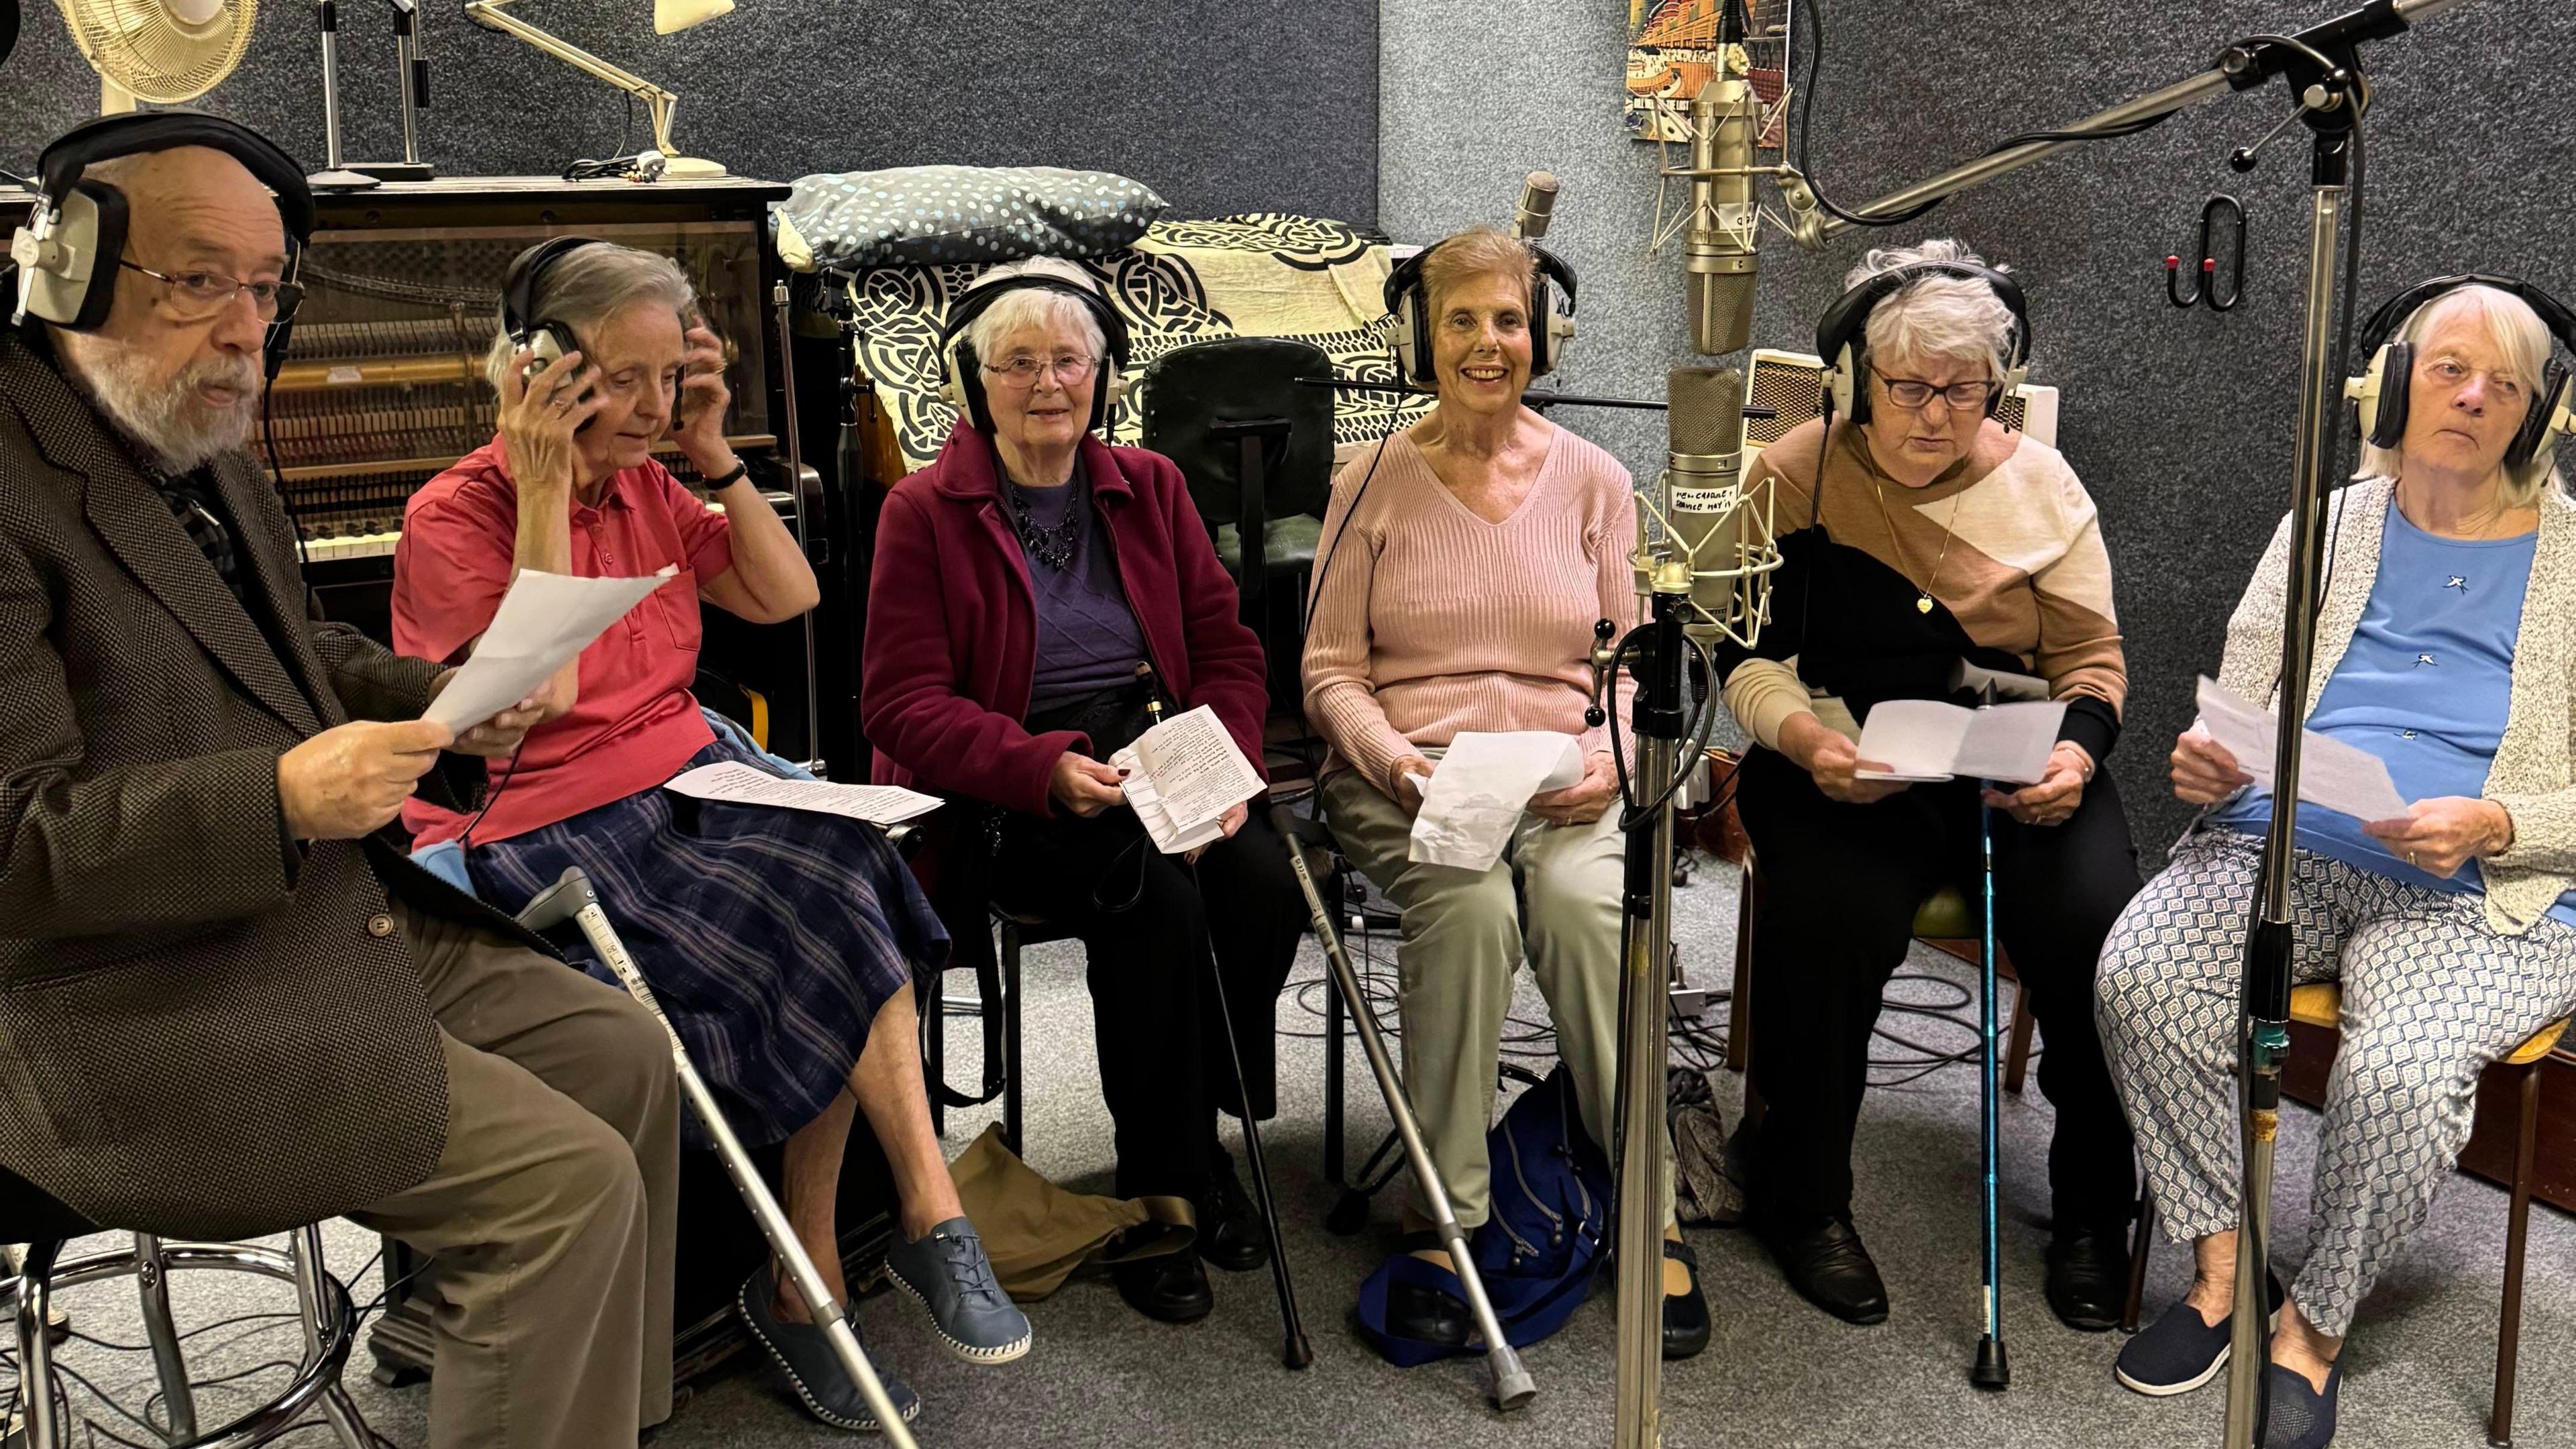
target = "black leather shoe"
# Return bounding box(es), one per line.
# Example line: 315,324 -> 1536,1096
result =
1662,1238 -> 1711,1360
1112,1248 -> 1214,1324
1199,1148 -> 1270,1273
2045,1228 -> 2129,1333
1386,1279 -> 1472,1346
1382,1232 -> 1471,1346
1756,1213 -> 1889,1325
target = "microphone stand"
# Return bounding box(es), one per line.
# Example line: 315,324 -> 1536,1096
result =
1757,4 -> 2479,1442
308,0 -> 382,191
349,0 -> 437,182
1595,594 -> 1684,1449
1594,569 -> 1722,1448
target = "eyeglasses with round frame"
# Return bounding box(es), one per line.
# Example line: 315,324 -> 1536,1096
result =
1876,374 -> 1998,412
982,352 -> 1102,389
120,260 -> 304,324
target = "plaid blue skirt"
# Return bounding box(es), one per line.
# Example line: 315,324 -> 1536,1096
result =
466,735 -> 948,1148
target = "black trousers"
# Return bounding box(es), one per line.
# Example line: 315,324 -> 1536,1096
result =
1735,745 -> 2143,1233
989,805 -> 1302,1200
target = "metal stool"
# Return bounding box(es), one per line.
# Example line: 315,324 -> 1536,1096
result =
3,1165 -> 370,1449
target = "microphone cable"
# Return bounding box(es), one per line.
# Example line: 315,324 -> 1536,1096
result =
1792,0 -> 2177,232
2309,101 -> 2368,623
456,736 -> 530,851
260,384 -> 314,575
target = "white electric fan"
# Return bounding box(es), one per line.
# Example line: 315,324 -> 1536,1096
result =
51,0 -> 253,112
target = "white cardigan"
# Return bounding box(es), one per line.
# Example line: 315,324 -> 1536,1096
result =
2215,478 -> 2576,935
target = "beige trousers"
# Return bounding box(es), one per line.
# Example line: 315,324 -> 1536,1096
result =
349,900 -> 680,1449
1323,767 -> 1675,1230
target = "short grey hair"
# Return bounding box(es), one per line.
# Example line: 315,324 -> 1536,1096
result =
2357,284 -> 2566,506
1843,237 -> 2018,386
482,242 -> 697,392
962,286 -> 1108,368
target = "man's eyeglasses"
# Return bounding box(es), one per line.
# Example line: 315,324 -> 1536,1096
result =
982,353 -> 1100,389
121,261 -> 305,323
1877,375 -> 1998,411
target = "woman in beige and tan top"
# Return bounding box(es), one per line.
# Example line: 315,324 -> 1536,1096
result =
1302,226 -> 1707,1357
1712,239 -> 2143,1335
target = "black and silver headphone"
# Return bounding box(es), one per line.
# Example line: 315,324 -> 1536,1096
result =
2347,274 -> 2576,471
499,234 -> 610,378
1381,237 -> 1580,384
1815,259 -> 2032,424
9,109 -> 315,380
935,258 -> 1134,435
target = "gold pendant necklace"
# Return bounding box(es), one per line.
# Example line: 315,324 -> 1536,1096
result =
1869,474 -> 1962,615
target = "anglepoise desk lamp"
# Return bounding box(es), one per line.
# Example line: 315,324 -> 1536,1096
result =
462,0 -> 735,178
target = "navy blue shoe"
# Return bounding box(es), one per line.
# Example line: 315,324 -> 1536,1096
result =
2261,1360 -> 2341,1448
2115,1273 -> 2285,1397
737,1269 -> 921,1433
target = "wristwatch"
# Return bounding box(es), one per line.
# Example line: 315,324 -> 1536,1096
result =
702,460 -> 751,491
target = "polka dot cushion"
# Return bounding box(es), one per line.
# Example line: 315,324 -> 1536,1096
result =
782,165 -> 1168,270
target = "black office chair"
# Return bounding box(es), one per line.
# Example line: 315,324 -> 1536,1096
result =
1139,336 -> 1336,716
2,1163 -> 371,1448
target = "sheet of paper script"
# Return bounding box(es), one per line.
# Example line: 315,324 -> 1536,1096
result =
1114,705 -> 1265,855
1408,731 -> 1588,872
423,567 -> 674,731
2192,676 -> 2409,823
1853,699 -> 2067,786
664,761 -> 944,826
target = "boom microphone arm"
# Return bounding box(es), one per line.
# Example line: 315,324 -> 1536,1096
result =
1774,0 -> 2477,248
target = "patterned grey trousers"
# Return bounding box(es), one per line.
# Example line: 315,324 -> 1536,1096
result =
2096,828 -> 2576,1337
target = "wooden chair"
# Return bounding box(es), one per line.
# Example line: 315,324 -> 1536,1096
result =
2115,982 -> 2570,1448
1727,845 -> 2038,1093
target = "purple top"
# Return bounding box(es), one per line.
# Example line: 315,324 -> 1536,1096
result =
1008,457 -> 1151,713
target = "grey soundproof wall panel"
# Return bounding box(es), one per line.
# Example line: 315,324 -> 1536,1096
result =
1383,0 -> 2576,855
1,0 -> 1379,225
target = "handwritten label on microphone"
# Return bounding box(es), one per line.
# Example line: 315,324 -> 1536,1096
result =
1670,483 -> 1741,513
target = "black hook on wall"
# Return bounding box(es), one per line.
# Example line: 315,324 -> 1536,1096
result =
2167,194 -> 2247,312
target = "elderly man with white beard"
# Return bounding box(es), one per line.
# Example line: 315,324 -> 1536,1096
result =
0,113 -> 682,1449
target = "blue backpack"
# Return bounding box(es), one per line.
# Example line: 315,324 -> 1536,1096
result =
1355,1064 -> 1611,1367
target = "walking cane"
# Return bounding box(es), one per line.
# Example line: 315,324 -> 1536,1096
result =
1271,804 -> 1538,1411
1185,850 -> 1315,1372
1971,776 -> 2009,1391
1964,672 -> 2012,1392
517,867 -> 922,1447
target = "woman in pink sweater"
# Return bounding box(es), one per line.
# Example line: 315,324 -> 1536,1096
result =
1302,227 -> 1705,1356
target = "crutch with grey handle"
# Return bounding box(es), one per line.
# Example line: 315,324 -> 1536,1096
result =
515,865 -> 922,1446
1270,804 -> 1536,1411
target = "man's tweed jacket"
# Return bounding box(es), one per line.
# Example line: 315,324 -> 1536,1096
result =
0,329 -> 550,1239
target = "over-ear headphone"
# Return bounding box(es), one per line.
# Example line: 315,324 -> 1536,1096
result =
1382,238 -> 1580,384
936,258 -> 1133,435
2347,274 -> 2576,472
500,235 -> 610,377
9,109 -> 315,380
1815,260 -> 2032,425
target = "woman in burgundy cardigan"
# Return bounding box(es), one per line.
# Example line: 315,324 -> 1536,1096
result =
861,260 -> 1301,1326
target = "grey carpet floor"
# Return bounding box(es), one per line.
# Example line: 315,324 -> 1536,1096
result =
14,857 -> 2572,1448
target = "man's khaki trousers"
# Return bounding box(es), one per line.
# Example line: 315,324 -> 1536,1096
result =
350,900 -> 680,1449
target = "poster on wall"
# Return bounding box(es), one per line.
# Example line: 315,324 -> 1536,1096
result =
1626,0 -> 1792,147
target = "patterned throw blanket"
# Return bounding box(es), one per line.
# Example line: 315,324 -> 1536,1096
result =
817,214 -> 1431,473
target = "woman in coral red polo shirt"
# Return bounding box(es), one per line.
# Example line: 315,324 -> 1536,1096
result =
394,241 -> 1026,1431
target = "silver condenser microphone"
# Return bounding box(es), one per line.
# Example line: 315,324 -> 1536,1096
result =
1511,170 -> 1560,241
1663,365 -> 1774,645
1684,74 -> 1759,355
